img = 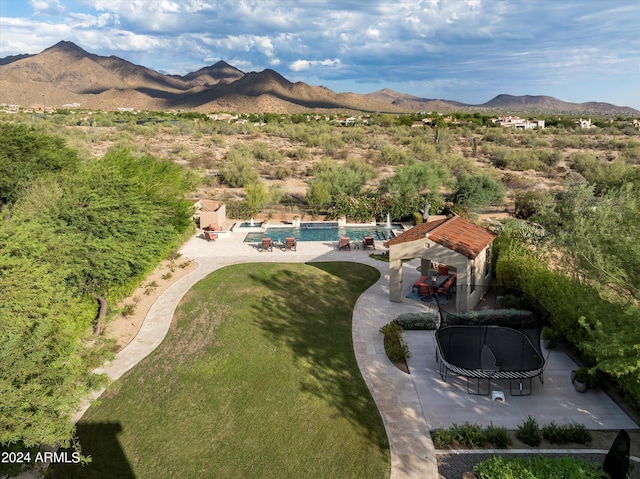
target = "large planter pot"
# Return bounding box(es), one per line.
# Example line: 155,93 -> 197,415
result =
574,379 -> 588,393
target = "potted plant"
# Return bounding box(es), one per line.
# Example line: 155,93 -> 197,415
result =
541,326 -> 558,349
573,367 -> 589,393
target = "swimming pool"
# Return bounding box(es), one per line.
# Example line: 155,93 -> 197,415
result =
243,225 -> 400,243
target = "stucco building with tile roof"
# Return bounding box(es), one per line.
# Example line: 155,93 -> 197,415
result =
383,215 -> 497,311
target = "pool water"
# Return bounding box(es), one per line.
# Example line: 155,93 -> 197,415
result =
244,226 -> 398,243
237,221 -> 264,228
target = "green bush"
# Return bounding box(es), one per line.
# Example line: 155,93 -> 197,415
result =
432,422 -> 508,449
485,423 -> 512,449
393,312 -> 439,330
443,309 -> 533,327
474,455 -> 605,479
432,428 -> 456,448
541,422 -> 591,445
516,416 -> 541,447
379,322 -> 411,362
451,422 -> 486,448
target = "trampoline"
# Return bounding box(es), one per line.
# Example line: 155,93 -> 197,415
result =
436,325 -> 545,395
433,286 -> 549,396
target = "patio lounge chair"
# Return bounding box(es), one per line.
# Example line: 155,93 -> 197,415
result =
338,237 -> 351,250
362,236 -> 375,250
208,223 -> 222,231
282,237 -> 296,251
204,231 -> 218,241
260,238 -> 273,252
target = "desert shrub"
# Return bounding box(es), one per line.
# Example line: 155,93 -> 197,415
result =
121,303 -> 136,317
409,138 -> 438,160
474,455 -> 605,479
379,322 -> 411,362
289,146 -> 310,160
483,128 -> 516,146
393,312 -> 439,330
440,153 -> 478,177
514,190 -> 554,220
219,146 -> 259,187
341,127 -> 365,145
516,416 -> 541,446
552,134 -> 585,148
162,272 -> 173,280
451,174 -> 506,207
251,141 -> 284,162
541,422 -> 591,445
485,423 -> 511,448
376,143 -> 410,165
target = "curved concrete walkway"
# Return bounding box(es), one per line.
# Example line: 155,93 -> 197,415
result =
73,231 -> 438,478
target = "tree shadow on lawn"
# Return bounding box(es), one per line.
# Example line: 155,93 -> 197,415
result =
249,261 -> 388,454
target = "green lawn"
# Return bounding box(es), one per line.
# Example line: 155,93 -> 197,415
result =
53,262 -> 389,479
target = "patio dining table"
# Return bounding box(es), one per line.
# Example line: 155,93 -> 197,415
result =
413,274 -> 449,295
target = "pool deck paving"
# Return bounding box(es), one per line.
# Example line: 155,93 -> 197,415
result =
75,228 -> 639,479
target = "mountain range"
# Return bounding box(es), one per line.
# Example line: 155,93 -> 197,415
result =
1,41 -> 637,115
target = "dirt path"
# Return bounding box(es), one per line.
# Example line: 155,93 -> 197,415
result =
105,256 -> 197,352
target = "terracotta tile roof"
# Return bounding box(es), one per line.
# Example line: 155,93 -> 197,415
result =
384,216 -> 497,259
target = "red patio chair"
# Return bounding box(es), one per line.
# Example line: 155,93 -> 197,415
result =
282,237 -> 296,251
418,285 -> 433,298
204,231 -> 218,241
338,237 -> 351,250
208,223 -> 222,231
260,237 -> 273,252
362,236 -> 375,250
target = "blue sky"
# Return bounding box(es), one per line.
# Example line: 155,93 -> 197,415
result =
1,0 -> 639,109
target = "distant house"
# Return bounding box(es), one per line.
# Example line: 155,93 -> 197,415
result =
577,118 -> 595,129
208,113 -> 237,122
491,116 -> 544,130
383,215 -> 497,311
336,116 -> 356,126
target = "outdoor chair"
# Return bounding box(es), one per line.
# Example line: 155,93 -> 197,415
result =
338,237 -> 351,250
260,238 -> 273,252
362,236 -> 375,250
437,265 -> 449,276
204,231 -> 218,241
282,237 -> 296,251
418,284 -> 433,298
438,276 -> 456,298
208,223 -> 222,231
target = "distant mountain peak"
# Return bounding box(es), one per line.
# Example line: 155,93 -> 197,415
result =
44,40 -> 90,57
0,41 -> 637,114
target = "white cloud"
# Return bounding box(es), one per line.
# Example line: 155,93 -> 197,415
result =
29,0 -> 65,15
290,58 -> 341,71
